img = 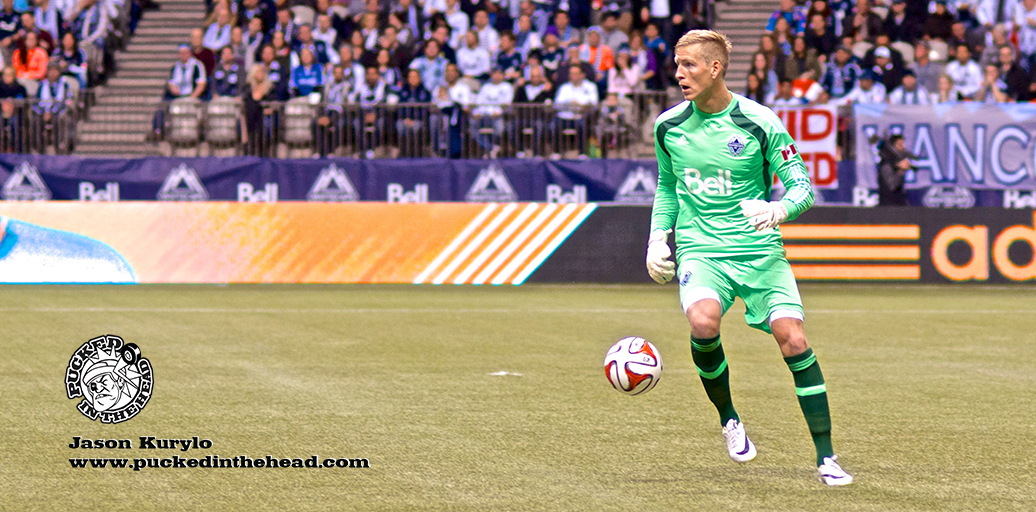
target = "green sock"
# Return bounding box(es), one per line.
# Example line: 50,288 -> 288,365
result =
691,335 -> 739,426
785,348 -> 834,466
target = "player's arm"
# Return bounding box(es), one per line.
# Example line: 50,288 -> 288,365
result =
646,123 -> 677,284
741,118 -> 814,230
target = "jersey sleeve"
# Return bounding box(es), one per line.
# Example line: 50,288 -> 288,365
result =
650,120 -> 679,234
765,120 -> 814,222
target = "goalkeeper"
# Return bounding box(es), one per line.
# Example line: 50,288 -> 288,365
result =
646,29 -> 852,486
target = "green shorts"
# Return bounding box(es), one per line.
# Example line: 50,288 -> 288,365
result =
676,253 -> 804,334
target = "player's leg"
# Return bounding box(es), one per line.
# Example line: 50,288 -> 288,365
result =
678,259 -> 755,462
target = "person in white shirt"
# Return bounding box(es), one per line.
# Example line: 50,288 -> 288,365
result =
350,65 -> 388,158
943,43 -> 983,99
473,10 -> 500,54
432,62 -> 473,157
313,14 -> 338,49
888,69 -> 931,104
330,43 -> 364,91
456,30 -> 492,81
471,67 -> 513,156
444,0 -> 469,49
1014,0 -> 1036,66
203,7 -> 233,51
552,64 -> 598,157
841,70 -> 888,104
772,79 -> 807,106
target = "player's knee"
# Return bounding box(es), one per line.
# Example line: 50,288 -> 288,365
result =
688,307 -> 721,338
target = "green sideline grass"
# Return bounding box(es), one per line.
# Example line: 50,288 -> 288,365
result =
1,284 -> 1033,511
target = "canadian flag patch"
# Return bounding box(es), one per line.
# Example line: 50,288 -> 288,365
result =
779,143 -> 798,162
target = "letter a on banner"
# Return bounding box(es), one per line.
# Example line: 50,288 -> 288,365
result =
308,163 -> 359,202
466,164 -> 518,202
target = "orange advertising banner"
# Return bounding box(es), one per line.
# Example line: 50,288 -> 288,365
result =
0,202 -> 596,284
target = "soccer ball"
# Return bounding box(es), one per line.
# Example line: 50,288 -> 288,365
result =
604,336 -> 662,395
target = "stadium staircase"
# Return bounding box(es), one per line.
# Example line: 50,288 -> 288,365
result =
712,0 -> 775,85
75,0 -> 206,156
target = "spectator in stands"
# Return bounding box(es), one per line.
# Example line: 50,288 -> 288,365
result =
979,24 -> 1009,68
294,24 -> 337,69
923,0 -> 955,41
909,41 -> 943,93
457,31 -> 490,81
599,12 -> 627,53
976,63 -> 1009,102
432,62 -> 472,158
351,65 -> 388,158
545,10 -> 576,48
552,63 -> 597,157
806,0 -> 833,27
33,61 -> 74,148
52,32 -> 87,88
443,0 -> 468,49
758,33 -> 786,81
931,73 -> 959,103
580,28 -> 613,95
997,45 -> 1029,101
258,44 -> 290,100
841,69 -> 887,103
190,28 -> 216,74
516,0 -> 547,36
409,38 -> 447,93
883,0 -> 920,45
745,73 -> 770,104
607,49 -> 639,96
335,44 -> 363,91
271,30 -> 291,59
471,66 -> 512,157
945,43 -> 982,99
749,50 -> 779,99
772,78 -> 805,105
947,22 -> 973,60
229,27 -> 247,64
164,44 -> 207,100
0,67 -> 27,152
374,25 -> 411,71
821,45 -> 859,99
0,0 -> 21,63
395,67 -> 432,156
644,22 -> 667,61
496,31 -> 523,82
842,0 -> 882,42
869,45 -> 905,92
375,47 -> 401,87
1016,0 -> 1036,69
242,63 -> 277,156
289,47 -> 324,97
539,32 -> 564,77
213,46 -> 243,97
238,0 -> 274,34
627,29 -> 660,91
784,35 -> 821,81
74,0 -> 108,53
204,7 -> 233,51
429,25 -> 457,64
13,31 -> 48,79
272,8 -> 297,46
888,69 -> 930,103
19,12 -> 53,54
473,10 -> 499,53
771,16 -> 793,55
33,0 -> 62,49
313,14 -> 337,49
804,13 -> 836,59
510,63 -> 549,156
767,0 -> 805,35
243,17 -> 265,63
315,64 -> 347,157
514,14 -> 541,60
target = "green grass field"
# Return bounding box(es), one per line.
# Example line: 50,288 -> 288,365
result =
1,284 -> 1034,511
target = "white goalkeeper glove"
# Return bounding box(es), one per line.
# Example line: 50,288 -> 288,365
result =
740,199 -> 788,231
646,230 -> 676,284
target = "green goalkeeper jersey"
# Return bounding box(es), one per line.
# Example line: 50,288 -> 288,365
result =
650,93 -> 814,258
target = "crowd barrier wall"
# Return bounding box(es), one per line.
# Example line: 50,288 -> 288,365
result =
0,203 -> 1031,284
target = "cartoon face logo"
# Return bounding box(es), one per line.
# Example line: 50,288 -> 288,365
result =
727,135 -> 746,157
66,335 -> 153,423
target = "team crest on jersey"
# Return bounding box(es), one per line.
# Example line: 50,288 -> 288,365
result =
679,270 -> 693,286
727,135 -> 746,157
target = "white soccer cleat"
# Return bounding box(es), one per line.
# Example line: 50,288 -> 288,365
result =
818,456 -> 854,486
721,418 -> 757,463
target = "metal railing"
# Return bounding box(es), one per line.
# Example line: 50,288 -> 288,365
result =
152,91 -> 672,159
0,98 -> 79,154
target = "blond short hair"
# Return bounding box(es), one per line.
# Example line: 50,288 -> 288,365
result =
675,30 -> 733,78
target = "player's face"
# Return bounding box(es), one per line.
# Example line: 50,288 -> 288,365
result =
674,44 -> 716,102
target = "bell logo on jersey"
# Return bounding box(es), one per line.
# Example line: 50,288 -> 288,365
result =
780,143 -> 799,162
684,168 -> 733,196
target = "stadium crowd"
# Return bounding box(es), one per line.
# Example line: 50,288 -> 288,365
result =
749,0 -> 1036,106
0,0 -> 146,151
156,0 -> 713,157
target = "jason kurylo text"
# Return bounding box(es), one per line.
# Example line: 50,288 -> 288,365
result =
69,436 -> 213,451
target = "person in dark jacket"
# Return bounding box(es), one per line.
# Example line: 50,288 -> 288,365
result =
877,133 -> 914,206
